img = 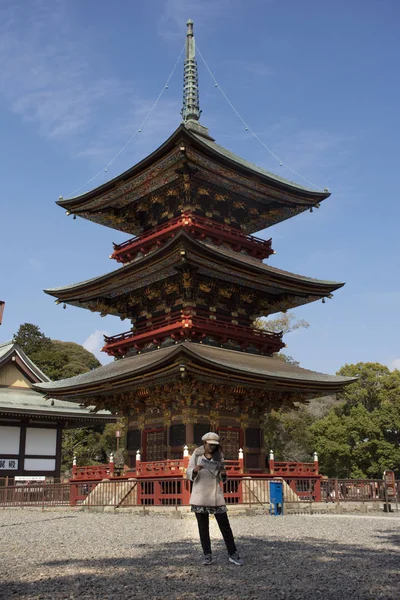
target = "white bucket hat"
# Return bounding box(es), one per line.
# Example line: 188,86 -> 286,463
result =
201,432 -> 220,444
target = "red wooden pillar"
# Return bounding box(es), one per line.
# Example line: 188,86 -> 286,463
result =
109,453 -> 115,477
269,450 -> 275,475
238,448 -> 244,474
69,483 -> 77,506
135,450 -> 141,477
313,452 -> 319,474
182,445 -> 191,505
314,479 -> 321,502
72,455 -> 77,478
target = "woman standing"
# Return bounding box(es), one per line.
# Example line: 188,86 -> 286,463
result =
186,432 -> 243,566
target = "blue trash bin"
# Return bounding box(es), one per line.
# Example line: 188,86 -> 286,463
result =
269,481 -> 284,516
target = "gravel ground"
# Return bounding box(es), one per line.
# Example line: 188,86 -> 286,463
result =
0,509 -> 399,600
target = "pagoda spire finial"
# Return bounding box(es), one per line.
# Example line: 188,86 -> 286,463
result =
181,19 -> 201,123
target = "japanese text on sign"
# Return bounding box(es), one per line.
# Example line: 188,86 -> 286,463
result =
0,459 -> 18,470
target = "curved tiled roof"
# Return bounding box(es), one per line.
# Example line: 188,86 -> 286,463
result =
58,125 -> 329,208
34,342 -> 355,397
44,230 -> 343,300
0,341 -> 50,382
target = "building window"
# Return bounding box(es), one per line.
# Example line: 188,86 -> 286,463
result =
193,424 -> 211,446
169,424 -> 186,446
127,429 -> 141,452
245,428 -> 261,448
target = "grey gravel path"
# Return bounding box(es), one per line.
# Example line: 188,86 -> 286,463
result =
0,509 -> 399,600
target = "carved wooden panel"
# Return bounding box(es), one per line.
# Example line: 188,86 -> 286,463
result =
218,428 -> 241,460
144,429 -> 165,461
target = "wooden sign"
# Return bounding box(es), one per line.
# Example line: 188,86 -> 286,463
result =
384,470 -> 396,498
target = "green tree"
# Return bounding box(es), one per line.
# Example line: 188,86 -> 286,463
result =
61,426 -> 105,473
13,323 -> 101,381
310,363 -> 400,478
61,420 -> 128,474
264,396 -> 336,463
13,323 -> 52,356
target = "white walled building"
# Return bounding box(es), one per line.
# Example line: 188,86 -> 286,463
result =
0,341 -> 116,479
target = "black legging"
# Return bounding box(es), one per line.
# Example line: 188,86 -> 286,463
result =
195,512 -> 237,556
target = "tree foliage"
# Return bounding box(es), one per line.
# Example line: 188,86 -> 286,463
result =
61,421 -> 127,474
310,363 -> 400,478
13,323 -> 52,356
254,312 -> 309,335
254,311 -> 308,367
264,396 -> 336,463
13,323 -> 101,381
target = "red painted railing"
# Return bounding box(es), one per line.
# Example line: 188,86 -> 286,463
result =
273,462 -> 319,476
103,314 -> 283,356
2,478 -> 399,509
135,458 -> 189,478
110,213 -> 273,263
72,465 -> 113,480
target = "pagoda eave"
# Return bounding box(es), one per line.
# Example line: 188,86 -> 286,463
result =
33,342 -> 356,406
57,126 -> 330,236
44,232 -> 343,312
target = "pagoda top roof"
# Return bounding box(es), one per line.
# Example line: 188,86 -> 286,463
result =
57,21 -> 330,235
60,124 -> 327,208
34,342 -> 356,399
43,230 -> 343,303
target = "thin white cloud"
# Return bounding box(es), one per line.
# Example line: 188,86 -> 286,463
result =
0,1 -> 132,143
390,359 -> 400,371
83,330 -> 109,363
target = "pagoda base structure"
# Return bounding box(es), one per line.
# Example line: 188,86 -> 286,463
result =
36,342 -> 355,473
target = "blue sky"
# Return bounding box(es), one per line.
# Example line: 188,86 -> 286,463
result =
1,0 -> 399,375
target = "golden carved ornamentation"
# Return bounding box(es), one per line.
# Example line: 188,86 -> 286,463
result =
197,187 -> 210,196
145,287 -> 160,300
199,282 -> 213,293
164,282 -> 179,295
214,193 -> 229,202
233,201 -> 245,210
182,272 -> 192,290
241,293 -> 255,304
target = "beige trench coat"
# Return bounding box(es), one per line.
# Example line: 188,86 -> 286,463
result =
186,446 -> 226,507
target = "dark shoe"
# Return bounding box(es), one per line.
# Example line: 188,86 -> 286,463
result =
202,554 -> 213,565
228,551 -> 243,566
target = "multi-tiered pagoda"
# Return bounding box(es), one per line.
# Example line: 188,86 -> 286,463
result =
36,21 -> 354,471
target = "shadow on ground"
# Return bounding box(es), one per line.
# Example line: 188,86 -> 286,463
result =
1,535 -> 399,600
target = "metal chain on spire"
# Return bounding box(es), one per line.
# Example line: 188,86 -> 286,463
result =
65,44 -> 185,199
196,45 -> 323,191
181,19 -> 201,123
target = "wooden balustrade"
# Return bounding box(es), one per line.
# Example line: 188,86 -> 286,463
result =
111,213 -> 273,263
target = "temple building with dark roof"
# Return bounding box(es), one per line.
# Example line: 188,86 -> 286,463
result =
0,341 -> 116,479
35,21 -> 355,470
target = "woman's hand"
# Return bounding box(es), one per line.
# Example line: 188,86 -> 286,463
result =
193,465 -> 204,473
